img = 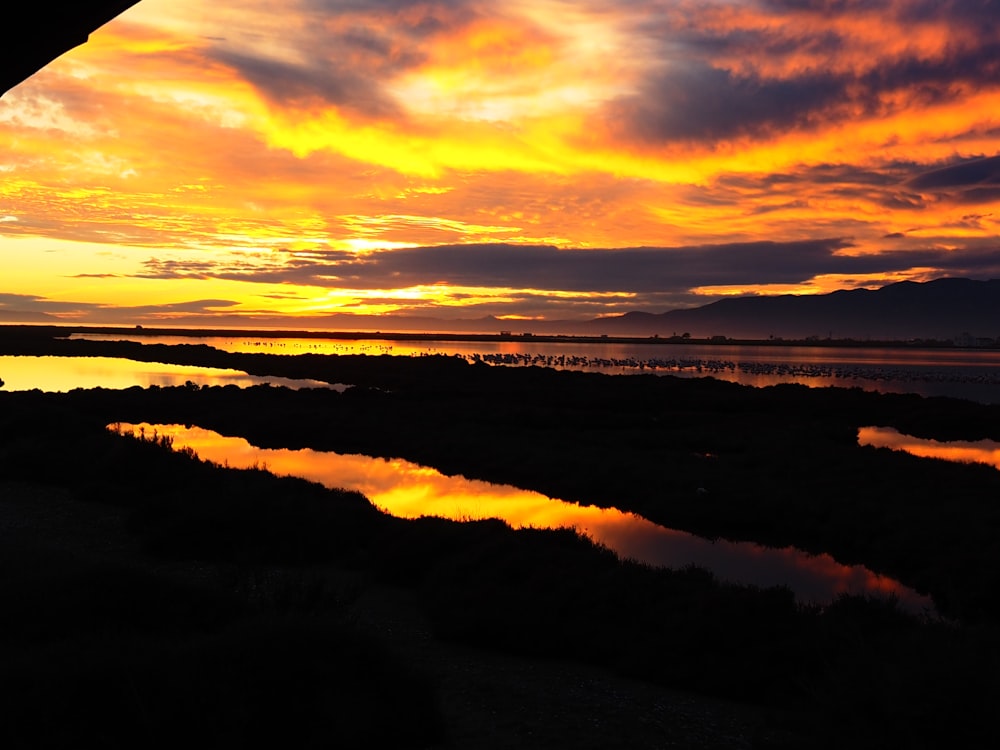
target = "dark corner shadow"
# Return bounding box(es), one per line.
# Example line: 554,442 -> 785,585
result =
1,2 -> 142,97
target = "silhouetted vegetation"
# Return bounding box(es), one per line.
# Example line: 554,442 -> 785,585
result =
1,328 -> 998,746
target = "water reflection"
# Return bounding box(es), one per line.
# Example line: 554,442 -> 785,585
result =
114,422 -> 933,612
72,333 -> 1000,403
0,355 -> 337,392
859,426 -> 1000,471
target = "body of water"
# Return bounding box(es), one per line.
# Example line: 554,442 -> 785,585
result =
859,426 -> 1000,471
73,333 -> 1000,402
113,422 -> 934,613
0,355 -> 337,392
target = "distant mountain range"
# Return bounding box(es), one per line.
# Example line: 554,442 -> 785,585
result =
357,278 -> 1000,340
60,277 -> 992,340
580,278 -> 1000,340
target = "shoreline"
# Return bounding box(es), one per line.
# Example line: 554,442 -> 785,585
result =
5,331 -> 1000,617
2,336 -> 998,745
6,323 -> 1000,404
1,322 -> 987,351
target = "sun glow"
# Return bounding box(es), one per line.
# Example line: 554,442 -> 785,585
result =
3,0 -> 999,326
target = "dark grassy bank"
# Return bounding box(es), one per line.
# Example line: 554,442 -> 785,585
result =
8,331 -> 998,622
2,330 -> 999,746
1,393 -> 997,748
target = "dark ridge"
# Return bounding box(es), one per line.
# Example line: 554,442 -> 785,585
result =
590,277 -> 1000,339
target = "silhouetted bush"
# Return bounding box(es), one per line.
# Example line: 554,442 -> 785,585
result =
2,338 -> 999,746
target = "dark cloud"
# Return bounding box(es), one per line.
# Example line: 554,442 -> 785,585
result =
138,259 -> 216,279
305,0 -> 480,24
0,292 -> 96,314
711,158 -> 1000,212
0,293 -> 241,324
609,1 -> 1000,145
714,164 -> 904,197
760,0 -> 1000,30
922,244 -> 1000,277
135,239 -> 830,291
861,43 -> 1000,103
213,0 -> 488,116
877,192 -> 926,210
953,188 -> 1000,205
125,300 -> 242,314
210,44 -> 411,118
138,250 -> 356,284
609,63 -> 846,143
361,241 -> 859,292
136,238 -> 1000,304
760,1 -> 883,12
910,155 -> 1000,190
616,46 -> 1000,144
908,154 -> 1000,205
0,293 -> 68,321
390,290 -> 656,320
750,201 -> 809,215
894,0 -> 1000,29
200,1 -> 1000,154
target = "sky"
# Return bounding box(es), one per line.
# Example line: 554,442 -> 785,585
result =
2,0 -> 1000,329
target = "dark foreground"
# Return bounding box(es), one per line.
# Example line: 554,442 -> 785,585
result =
1,331 -> 998,747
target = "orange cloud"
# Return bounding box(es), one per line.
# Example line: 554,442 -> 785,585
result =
2,0 -> 999,324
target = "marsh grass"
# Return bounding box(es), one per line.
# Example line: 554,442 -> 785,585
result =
0,616 -> 446,748
0,407 -> 448,748
2,362 -> 998,747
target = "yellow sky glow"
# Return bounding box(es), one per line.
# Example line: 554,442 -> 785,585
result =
2,0 -> 999,326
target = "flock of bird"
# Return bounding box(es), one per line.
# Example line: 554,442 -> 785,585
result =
217,338 -> 1000,389
462,351 -> 1000,386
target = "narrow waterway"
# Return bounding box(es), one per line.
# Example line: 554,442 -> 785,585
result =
112,422 -> 934,613
859,426 -> 1000,471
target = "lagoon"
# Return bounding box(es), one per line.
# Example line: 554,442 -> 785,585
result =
72,332 -> 1000,403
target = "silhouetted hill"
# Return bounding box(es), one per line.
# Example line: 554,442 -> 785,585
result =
587,278 -> 1000,340
318,278 -> 1000,340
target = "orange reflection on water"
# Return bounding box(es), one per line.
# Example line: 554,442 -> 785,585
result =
116,423 -> 655,531
115,423 -> 933,611
859,426 -> 1000,471
0,355 -> 333,392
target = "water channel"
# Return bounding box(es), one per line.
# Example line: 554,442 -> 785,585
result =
859,426 -> 1000,471
112,422 -> 935,614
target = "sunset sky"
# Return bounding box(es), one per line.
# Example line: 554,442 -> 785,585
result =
2,0 -> 999,328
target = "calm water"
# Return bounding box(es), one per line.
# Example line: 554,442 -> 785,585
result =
859,426 -> 1000,471
0,355 -> 337,392
73,333 -> 1000,402
113,422 -> 934,613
